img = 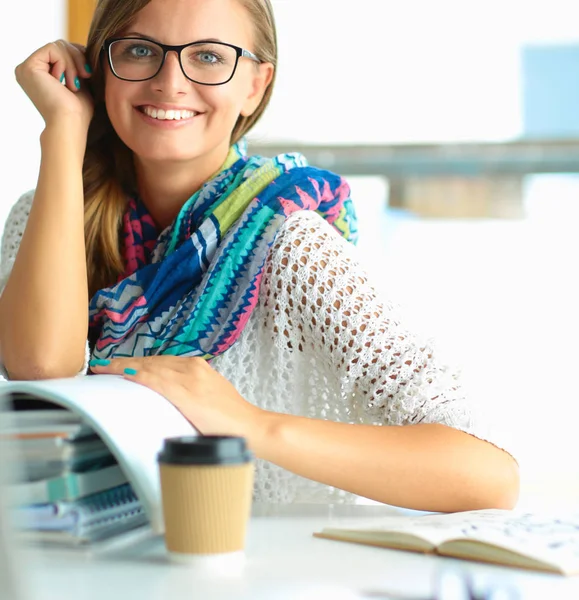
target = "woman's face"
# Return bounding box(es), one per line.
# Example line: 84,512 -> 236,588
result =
104,0 -> 272,169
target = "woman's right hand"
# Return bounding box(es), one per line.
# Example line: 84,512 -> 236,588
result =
15,40 -> 94,132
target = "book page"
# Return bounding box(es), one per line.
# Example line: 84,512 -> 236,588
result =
320,508 -> 579,563
436,510 -> 579,573
0,375 -> 197,533
320,512 -> 477,547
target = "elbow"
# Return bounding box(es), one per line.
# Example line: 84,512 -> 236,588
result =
3,352 -> 85,381
462,448 -> 520,512
488,452 -> 520,510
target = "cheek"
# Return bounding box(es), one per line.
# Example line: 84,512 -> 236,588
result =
103,76 -> 135,133
204,83 -> 247,121
104,82 -> 123,129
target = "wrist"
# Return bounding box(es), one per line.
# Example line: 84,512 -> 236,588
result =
247,409 -> 285,460
41,117 -> 88,151
40,120 -> 88,163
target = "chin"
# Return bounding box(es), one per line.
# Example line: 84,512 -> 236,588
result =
134,146 -> 204,163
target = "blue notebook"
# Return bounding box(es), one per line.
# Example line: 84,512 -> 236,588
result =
9,463 -> 128,504
14,484 -> 147,544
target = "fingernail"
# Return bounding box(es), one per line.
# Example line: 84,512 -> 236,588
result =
60,73 -> 65,83
90,358 -> 110,367
124,368 -> 138,376
84,63 -> 92,74
74,77 -> 81,89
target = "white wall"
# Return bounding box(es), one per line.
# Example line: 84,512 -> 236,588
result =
1,0 -> 65,228
252,0 -> 579,144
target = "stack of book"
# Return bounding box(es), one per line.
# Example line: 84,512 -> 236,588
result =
3,394 -> 147,545
0,374 -> 198,544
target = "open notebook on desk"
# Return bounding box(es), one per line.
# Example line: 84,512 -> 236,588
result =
315,508 -> 579,575
0,375 -> 197,544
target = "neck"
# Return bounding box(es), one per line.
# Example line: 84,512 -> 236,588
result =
134,145 -> 230,231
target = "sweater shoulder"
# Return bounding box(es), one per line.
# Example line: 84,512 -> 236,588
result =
0,190 -> 35,291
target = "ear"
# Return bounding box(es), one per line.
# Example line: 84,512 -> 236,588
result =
240,62 -> 275,117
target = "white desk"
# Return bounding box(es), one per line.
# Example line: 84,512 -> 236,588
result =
21,504 -> 579,600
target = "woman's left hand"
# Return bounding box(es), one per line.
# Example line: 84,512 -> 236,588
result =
90,356 -> 269,444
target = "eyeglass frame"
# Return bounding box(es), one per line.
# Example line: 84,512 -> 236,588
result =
102,37 -> 262,86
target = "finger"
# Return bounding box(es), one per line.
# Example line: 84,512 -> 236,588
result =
129,355 -> 206,375
41,42 -> 68,84
89,357 -> 135,374
67,42 -> 92,78
46,41 -> 80,92
61,51 -> 83,91
89,356 -> 208,383
89,355 -> 180,375
122,367 -> 194,413
49,60 -> 68,86
91,358 -> 196,408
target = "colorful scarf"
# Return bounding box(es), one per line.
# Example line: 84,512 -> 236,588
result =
88,143 -> 358,360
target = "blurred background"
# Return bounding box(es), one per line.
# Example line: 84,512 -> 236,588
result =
2,0 -> 579,510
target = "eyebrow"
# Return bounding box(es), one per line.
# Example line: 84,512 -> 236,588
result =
122,31 -> 225,44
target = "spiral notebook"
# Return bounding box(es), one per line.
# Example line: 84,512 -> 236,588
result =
0,375 -> 198,537
14,483 -> 147,544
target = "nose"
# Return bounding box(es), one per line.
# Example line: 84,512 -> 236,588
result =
152,51 -> 189,95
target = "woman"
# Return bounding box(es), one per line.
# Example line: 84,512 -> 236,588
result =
0,0 -> 518,510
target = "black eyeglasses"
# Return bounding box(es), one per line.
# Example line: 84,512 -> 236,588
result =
103,37 -> 261,86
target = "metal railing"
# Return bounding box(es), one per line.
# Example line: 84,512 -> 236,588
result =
247,138 -> 579,177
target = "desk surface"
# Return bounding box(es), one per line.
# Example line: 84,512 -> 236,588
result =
20,504 -> 579,600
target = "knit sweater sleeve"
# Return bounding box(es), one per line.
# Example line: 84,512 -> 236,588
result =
261,210 -> 515,459
0,191 -> 90,381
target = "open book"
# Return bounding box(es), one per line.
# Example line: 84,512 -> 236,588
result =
0,375 -> 197,535
314,508 -> 579,575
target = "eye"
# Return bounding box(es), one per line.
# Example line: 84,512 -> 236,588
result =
196,52 -> 222,64
129,45 -> 154,58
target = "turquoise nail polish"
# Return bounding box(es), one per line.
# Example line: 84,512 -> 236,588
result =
59,73 -> 65,83
124,368 -> 138,376
85,63 -> 92,74
90,358 -> 110,367
74,77 -> 81,89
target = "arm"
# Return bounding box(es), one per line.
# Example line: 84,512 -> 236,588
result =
254,416 -> 518,513
0,125 -> 89,380
249,213 -> 519,512
0,41 -> 94,379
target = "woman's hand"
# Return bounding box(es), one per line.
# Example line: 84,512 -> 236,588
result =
15,40 -> 94,131
90,356 -> 270,445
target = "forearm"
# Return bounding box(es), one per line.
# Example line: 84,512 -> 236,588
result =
0,122 -> 89,379
253,415 -> 519,512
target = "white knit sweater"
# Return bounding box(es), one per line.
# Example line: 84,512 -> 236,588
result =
0,191 -> 507,503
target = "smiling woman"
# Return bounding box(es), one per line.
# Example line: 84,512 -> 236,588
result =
0,0 -> 519,512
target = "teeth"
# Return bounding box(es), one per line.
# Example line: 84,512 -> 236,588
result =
142,106 -> 196,121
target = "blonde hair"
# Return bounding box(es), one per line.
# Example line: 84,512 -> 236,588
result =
83,0 -> 278,297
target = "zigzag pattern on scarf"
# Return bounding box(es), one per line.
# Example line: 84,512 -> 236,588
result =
89,142 -> 358,360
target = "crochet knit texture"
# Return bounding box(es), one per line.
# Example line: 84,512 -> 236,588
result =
0,191 -> 508,503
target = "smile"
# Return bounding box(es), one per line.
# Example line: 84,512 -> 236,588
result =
139,106 -> 199,121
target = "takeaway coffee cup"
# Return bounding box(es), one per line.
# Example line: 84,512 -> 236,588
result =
158,436 -> 254,562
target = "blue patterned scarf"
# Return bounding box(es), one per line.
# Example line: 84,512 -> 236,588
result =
89,143 -> 358,359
